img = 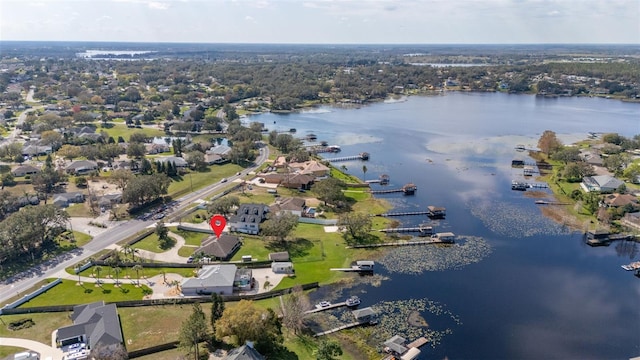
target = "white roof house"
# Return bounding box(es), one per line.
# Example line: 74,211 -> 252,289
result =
581,175 -> 624,193
181,264 -> 237,296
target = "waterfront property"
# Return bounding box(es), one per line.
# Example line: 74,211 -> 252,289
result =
580,175 -> 624,193
427,206 -> 446,218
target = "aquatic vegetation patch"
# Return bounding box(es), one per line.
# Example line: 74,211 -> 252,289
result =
468,199 -> 568,237
377,236 -> 492,274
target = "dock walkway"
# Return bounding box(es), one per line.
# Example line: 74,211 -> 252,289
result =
314,322 -> 363,337
347,238 -> 450,248
304,302 -> 347,314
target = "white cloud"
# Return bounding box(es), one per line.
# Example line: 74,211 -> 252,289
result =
245,15 -> 255,21
148,1 -> 169,10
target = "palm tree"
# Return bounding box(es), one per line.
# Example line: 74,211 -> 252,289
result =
362,165 -> 368,181
122,244 -> 132,261
341,165 -> 348,173
94,266 -> 102,286
113,266 -> 121,286
132,264 -> 143,286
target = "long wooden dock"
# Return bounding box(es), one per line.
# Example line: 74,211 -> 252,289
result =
327,152 -> 369,162
379,226 -> 433,235
305,301 -> 347,314
407,337 -> 428,349
347,238 -> 451,248
378,211 -> 430,217
314,322 -> 363,337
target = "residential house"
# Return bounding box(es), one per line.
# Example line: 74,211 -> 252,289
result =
621,212 -> 640,231
66,160 -> 98,175
262,173 -> 315,190
228,204 -> 269,235
581,175 -> 624,193
155,156 -> 189,168
55,301 -> 124,353
12,165 -> 40,177
97,193 -> 123,209
208,144 -> 232,157
52,192 -> 85,207
270,197 -> 306,217
581,150 -> 604,167
383,335 -> 408,356
602,193 -> 639,209
21,144 -> 52,157
204,153 -> 226,165
288,160 -> 330,177
144,143 -> 170,154
195,234 -> 241,261
224,343 -> 265,360
181,264 -> 237,296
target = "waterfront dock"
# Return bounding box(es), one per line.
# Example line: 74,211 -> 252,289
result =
314,322 -> 363,336
621,261 -> 640,271
348,237 -> 452,248
330,260 -> 375,272
327,152 -> 370,162
371,183 -> 417,195
379,225 -> 433,235
512,180 -> 549,190
585,231 -> 636,247
305,301 -> 348,314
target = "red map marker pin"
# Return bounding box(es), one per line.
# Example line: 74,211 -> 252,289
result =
209,214 -> 226,238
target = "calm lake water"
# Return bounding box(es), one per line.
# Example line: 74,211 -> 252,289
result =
248,92 -> 640,359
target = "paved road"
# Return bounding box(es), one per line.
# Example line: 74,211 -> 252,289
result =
0,105 -> 44,147
0,337 -> 64,360
0,145 -> 269,305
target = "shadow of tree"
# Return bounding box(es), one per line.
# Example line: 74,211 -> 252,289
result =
266,238 -> 314,258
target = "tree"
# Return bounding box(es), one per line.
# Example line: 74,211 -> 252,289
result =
550,147 -> 581,163
73,111 -> 94,125
109,169 -> 134,190
362,165 -> 368,181
89,342 -> 128,360
94,265 -> 103,286
113,266 -> 121,286
338,212 -> 372,244
40,130 -> 64,151
282,285 -> 309,335
32,155 -> 67,195
316,340 -> 343,360
126,142 -> 146,159
122,173 -> 170,207
313,177 -> 347,207
75,176 -> 88,188
207,196 -> 240,216
186,151 -> 207,171
537,130 -> 563,155
260,212 -> 299,245
57,144 -> 82,161
210,293 -> 225,332
179,303 -> 209,360
623,163 -> 640,184
215,300 -> 282,350
561,161 -> 594,182
132,264 -> 143,286
129,132 -> 149,143
172,139 -> 184,157
155,221 -> 173,249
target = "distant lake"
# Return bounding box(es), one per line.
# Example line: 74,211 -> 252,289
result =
249,93 -> 640,359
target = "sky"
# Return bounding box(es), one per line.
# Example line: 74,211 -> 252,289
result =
1,0 -> 639,44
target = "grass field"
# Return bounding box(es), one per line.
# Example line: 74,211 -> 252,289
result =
0,312 -> 71,358
17,280 -> 151,308
169,227 -> 208,246
101,123 -> 165,142
131,233 -> 165,253
167,164 -> 243,198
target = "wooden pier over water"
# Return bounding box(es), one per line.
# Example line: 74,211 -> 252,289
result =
348,237 -> 453,248
379,225 -> 433,235
304,301 -> 348,314
371,183 -> 417,195
327,152 -> 370,162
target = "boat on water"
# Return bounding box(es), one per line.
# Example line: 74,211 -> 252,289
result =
621,261 -> 640,271
289,128 -> 297,133
515,144 -> 526,151
511,180 -> 528,191
317,301 -> 331,308
346,296 -> 361,307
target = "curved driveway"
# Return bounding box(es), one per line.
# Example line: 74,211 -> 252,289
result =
0,337 -> 64,360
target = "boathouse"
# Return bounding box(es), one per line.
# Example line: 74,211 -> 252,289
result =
356,260 -> 375,271
432,232 -> 455,243
402,183 -> 417,195
427,206 -> 446,218
352,307 -> 377,324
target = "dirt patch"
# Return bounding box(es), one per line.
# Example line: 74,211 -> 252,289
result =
539,206 -> 584,230
523,191 -> 549,199
407,310 -> 429,327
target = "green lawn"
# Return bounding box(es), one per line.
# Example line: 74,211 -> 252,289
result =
131,233 -> 166,253
119,305 -> 195,351
0,312 -> 71,358
17,280 -> 151,308
56,230 -> 93,249
76,265 -> 196,279
167,164 -> 243,198
169,227 -> 208,246
177,246 -> 196,257
101,123 -> 165,142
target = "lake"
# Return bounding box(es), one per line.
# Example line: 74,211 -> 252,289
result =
248,92 -> 640,359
